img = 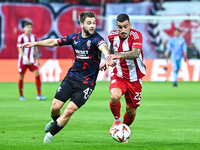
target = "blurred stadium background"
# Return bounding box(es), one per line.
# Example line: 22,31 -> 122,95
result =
0,0 -> 200,82
0,1 -> 200,149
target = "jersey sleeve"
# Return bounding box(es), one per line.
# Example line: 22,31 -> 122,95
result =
17,35 -> 23,48
57,34 -> 72,46
96,36 -> 106,48
131,31 -> 143,50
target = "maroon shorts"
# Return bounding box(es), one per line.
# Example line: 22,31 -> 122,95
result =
109,75 -> 142,108
18,63 -> 39,74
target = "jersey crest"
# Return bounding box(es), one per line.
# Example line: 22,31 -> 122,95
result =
87,40 -> 91,47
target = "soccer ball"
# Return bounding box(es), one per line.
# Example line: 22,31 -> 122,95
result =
111,124 -> 131,142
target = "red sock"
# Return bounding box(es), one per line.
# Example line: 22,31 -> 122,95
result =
18,79 -> 23,96
110,101 -> 121,120
35,75 -> 41,96
123,112 -> 135,126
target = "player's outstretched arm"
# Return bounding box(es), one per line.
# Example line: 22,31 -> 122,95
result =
21,39 -> 59,48
99,43 -> 116,68
98,43 -> 110,56
108,48 -> 141,60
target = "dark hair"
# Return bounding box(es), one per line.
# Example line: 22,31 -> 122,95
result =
79,11 -> 95,23
23,22 -> 32,27
116,14 -> 130,23
175,28 -> 180,32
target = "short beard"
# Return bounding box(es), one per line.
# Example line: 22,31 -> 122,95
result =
83,26 -> 94,36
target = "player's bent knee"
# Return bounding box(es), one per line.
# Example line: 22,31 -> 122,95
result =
33,70 -> 39,76
110,93 -> 121,102
51,99 -> 63,112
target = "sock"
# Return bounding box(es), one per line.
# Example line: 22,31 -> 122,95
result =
110,101 -> 121,120
115,118 -> 121,122
123,112 -> 135,126
18,79 -> 23,96
51,114 -> 60,121
50,121 -> 63,136
46,132 -> 53,139
35,75 -> 41,96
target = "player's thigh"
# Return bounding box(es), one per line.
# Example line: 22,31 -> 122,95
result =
54,79 -> 73,103
109,76 -> 127,95
125,80 -> 142,108
110,88 -> 123,103
18,64 -> 28,75
172,60 -> 178,71
177,59 -> 181,69
29,64 -> 39,74
109,76 -> 126,103
71,83 -> 95,108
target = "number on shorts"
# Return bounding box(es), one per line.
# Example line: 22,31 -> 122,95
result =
134,92 -> 141,100
83,88 -> 93,100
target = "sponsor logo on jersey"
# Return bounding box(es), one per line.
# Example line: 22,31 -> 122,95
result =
132,43 -> 142,45
75,49 -> 89,59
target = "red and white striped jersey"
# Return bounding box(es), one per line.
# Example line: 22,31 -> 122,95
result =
108,29 -> 146,82
17,33 -> 37,65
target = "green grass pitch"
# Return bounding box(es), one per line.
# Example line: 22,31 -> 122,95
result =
0,81 -> 199,150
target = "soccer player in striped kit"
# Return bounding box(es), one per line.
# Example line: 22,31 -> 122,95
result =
17,22 -> 46,101
101,14 -> 146,142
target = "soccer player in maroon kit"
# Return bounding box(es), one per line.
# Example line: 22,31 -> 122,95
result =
17,22 -> 46,101
101,14 -> 146,143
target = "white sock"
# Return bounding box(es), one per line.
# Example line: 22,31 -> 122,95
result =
47,132 -> 53,139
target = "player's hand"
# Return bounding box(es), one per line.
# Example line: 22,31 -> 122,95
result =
183,53 -> 187,62
108,60 -> 116,67
100,61 -> 107,71
23,55 -> 31,65
36,59 -> 40,66
21,42 -> 35,48
26,59 -> 31,65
